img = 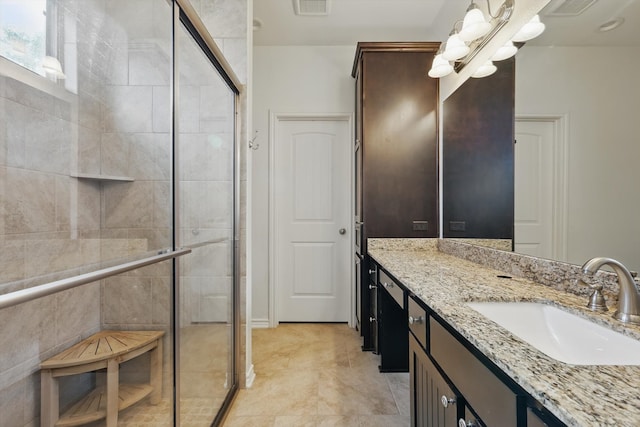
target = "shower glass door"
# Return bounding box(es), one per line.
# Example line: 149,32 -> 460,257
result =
175,16 -> 238,426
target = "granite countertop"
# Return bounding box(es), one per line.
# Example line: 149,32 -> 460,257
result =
368,238 -> 640,427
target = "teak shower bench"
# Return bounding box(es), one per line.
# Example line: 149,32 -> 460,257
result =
40,330 -> 164,427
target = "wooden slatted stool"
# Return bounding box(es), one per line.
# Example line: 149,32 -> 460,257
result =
40,330 -> 164,427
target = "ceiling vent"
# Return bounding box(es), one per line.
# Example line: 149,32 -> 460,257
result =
293,0 -> 331,16
545,0 -> 598,16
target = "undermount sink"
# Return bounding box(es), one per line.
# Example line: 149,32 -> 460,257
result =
466,302 -> 640,365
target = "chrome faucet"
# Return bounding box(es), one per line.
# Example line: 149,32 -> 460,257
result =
581,257 -> 640,325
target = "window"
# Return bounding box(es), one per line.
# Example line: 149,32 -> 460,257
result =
0,0 -> 48,76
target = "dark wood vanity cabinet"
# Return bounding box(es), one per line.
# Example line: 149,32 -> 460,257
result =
352,42 -> 439,351
408,295 -> 566,427
378,268 -> 408,372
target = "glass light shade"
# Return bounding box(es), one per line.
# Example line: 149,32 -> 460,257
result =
512,15 -> 545,42
491,40 -> 518,61
458,7 -> 492,42
428,54 -> 454,78
471,60 -> 497,78
42,56 -> 65,79
442,33 -> 470,61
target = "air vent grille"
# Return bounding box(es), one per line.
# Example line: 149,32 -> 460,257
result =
293,0 -> 331,16
546,0 -> 598,16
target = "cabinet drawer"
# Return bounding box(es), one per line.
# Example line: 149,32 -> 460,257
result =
408,296 -> 427,349
379,270 -> 404,308
430,317 -> 517,427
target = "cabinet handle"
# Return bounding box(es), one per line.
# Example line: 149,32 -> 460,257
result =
369,316 -> 376,323
409,315 -> 424,325
441,395 -> 456,408
368,269 -> 376,274
369,284 -> 377,290
383,282 -> 394,288
458,419 -> 478,427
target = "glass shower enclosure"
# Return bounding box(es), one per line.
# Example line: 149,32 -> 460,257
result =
0,0 -> 240,426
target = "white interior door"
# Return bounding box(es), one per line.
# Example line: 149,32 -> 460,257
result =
514,120 -> 555,258
274,117 -> 351,322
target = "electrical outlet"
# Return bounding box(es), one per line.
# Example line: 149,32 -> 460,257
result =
413,221 -> 429,231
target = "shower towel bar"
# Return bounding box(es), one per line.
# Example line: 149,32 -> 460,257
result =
0,248 -> 191,311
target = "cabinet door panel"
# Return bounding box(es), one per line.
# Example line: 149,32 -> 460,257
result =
410,334 -> 458,427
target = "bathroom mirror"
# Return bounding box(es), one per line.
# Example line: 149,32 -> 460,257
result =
446,0 -> 640,272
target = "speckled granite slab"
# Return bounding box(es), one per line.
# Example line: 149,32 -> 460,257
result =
368,238 -> 640,427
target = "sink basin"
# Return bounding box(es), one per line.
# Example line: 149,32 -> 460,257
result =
466,302 -> 640,365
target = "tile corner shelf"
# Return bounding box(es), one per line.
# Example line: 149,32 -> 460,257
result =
40,330 -> 164,427
70,173 -> 135,182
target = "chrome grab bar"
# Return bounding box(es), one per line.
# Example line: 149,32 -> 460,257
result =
0,248 -> 191,310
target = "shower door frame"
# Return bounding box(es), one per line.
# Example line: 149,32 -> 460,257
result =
171,1 -> 243,425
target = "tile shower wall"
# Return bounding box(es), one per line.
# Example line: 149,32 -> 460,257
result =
0,0 -> 248,425
0,0 -> 174,425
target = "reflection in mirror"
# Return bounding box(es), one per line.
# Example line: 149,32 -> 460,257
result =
513,0 -> 640,272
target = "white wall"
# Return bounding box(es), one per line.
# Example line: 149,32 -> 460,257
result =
516,46 -> 640,271
251,45 -> 356,324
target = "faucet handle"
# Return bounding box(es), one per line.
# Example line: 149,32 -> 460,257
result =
586,283 -> 608,312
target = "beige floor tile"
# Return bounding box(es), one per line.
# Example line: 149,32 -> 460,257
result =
287,339 -> 350,370
357,414 -> 410,426
317,365 -> 399,416
272,415 -> 363,427
222,415 -> 276,427
228,369 -> 320,417
316,415 -> 362,426
273,415 -> 318,427
386,372 -> 411,416
227,323 -> 410,426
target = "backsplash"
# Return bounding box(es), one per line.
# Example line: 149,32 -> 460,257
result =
367,238 -> 623,306
437,239 -> 622,305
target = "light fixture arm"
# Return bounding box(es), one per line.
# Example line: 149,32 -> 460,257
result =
454,0 -> 514,72
478,0 -> 508,20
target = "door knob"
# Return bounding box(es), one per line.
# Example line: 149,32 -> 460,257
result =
339,228 -> 346,235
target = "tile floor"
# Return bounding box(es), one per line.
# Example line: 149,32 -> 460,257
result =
223,323 -> 410,427
83,323 -> 409,427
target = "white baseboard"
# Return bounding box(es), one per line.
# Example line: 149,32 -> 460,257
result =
252,318 -> 270,328
245,364 -> 256,388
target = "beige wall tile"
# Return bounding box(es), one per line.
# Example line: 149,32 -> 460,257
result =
100,132 -> 130,177
4,168 -> 56,234
104,181 -> 155,229
103,86 -> 153,133
102,275 -> 153,325
0,240 -> 25,283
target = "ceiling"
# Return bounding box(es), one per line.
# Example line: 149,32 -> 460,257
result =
253,0 -> 640,47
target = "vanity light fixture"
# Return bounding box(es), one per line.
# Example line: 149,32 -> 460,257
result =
428,51 -> 455,78
490,40 -> 518,61
428,0 -> 546,79
442,29 -> 471,61
458,2 -> 492,42
471,60 -> 497,78
512,14 -> 546,42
